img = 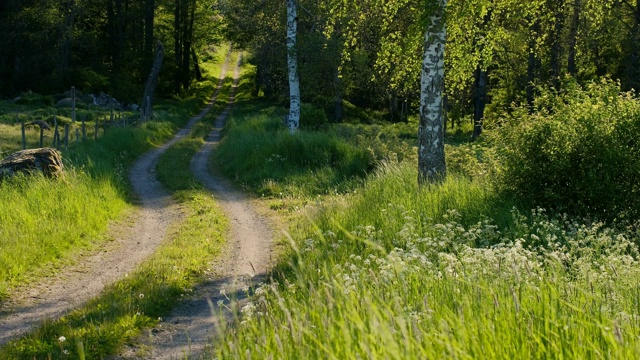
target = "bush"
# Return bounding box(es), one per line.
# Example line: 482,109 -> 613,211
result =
492,80 -> 640,220
14,91 -> 54,106
300,103 -> 328,130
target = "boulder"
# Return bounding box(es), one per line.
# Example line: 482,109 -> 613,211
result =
56,98 -> 75,108
0,148 -> 64,180
89,92 -> 123,110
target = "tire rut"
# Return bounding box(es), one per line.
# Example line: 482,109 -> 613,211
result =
0,52 -> 233,347
116,54 -> 275,360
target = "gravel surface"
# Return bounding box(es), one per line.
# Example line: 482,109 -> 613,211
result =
0,53 -> 234,347
116,54 -> 275,360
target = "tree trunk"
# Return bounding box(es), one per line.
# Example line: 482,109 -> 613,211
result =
145,0 -> 155,57
180,0 -> 195,90
141,41 -> 164,120
174,0 -> 182,91
192,47 -> 203,81
333,64 -> 344,122
527,19 -> 540,112
567,0 -> 580,76
472,8 -> 492,141
472,65 -> 487,140
626,0 -> 640,90
550,0 -> 564,90
418,0 -> 447,185
286,0 -> 301,133
58,0 -> 76,84
115,0 -> 125,66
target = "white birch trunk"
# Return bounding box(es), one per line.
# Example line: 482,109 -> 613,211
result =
418,0 -> 447,184
286,0 -> 301,133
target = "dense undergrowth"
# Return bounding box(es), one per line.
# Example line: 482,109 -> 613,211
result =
492,80 -> 640,221
211,76 -> 640,358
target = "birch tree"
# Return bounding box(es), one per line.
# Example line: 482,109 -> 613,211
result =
418,0 -> 447,184
286,0 -> 301,133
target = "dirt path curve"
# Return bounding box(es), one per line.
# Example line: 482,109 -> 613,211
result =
0,53 -> 232,347
121,54 -> 275,360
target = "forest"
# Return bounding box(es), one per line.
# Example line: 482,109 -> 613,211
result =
1,0 -> 640,359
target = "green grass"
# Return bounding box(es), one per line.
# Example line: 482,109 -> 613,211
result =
0,46 -> 230,302
0,49 -> 238,359
0,122 -> 174,301
213,102 -> 375,198
209,68 -> 640,358
0,189 -> 227,360
213,161 -> 640,359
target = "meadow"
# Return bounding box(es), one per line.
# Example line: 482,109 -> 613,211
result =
210,77 -> 640,358
2,47 -> 640,359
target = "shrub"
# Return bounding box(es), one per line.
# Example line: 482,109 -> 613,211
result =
492,79 -> 640,220
300,103 -> 328,130
14,91 -> 54,106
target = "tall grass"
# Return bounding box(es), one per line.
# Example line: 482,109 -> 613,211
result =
0,123 -> 174,301
213,104 -> 375,197
0,49 -> 238,359
214,162 -> 640,359
0,46 -> 229,302
210,75 -> 640,358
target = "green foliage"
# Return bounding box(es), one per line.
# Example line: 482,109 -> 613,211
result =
72,67 -> 110,93
493,80 -> 640,220
214,160 -> 640,359
14,92 -> 54,107
300,103 -> 329,130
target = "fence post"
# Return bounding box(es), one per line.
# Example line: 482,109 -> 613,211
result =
71,86 -> 76,123
20,115 -> 26,150
64,124 -> 69,149
82,116 -> 86,140
52,115 -> 59,148
39,128 -> 44,148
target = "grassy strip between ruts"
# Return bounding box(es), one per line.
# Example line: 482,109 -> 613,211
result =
0,61 -> 235,358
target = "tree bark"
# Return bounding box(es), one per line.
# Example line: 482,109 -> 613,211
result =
141,41 -> 164,120
145,0 -> 155,54
192,47 -> 203,81
550,0 -> 564,90
180,0 -> 196,90
472,65 -> 487,140
333,64 -> 344,122
527,19 -> 540,112
626,0 -> 640,90
567,0 -> 580,76
286,0 -> 301,133
58,0 -> 76,84
472,8 -> 492,141
418,0 -> 447,185
174,0 -> 182,91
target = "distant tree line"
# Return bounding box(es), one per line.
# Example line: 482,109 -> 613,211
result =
0,0 -> 222,101
221,0 -> 640,132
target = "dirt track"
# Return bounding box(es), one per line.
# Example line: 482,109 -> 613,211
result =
0,52 -> 273,356
115,53 -> 275,360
